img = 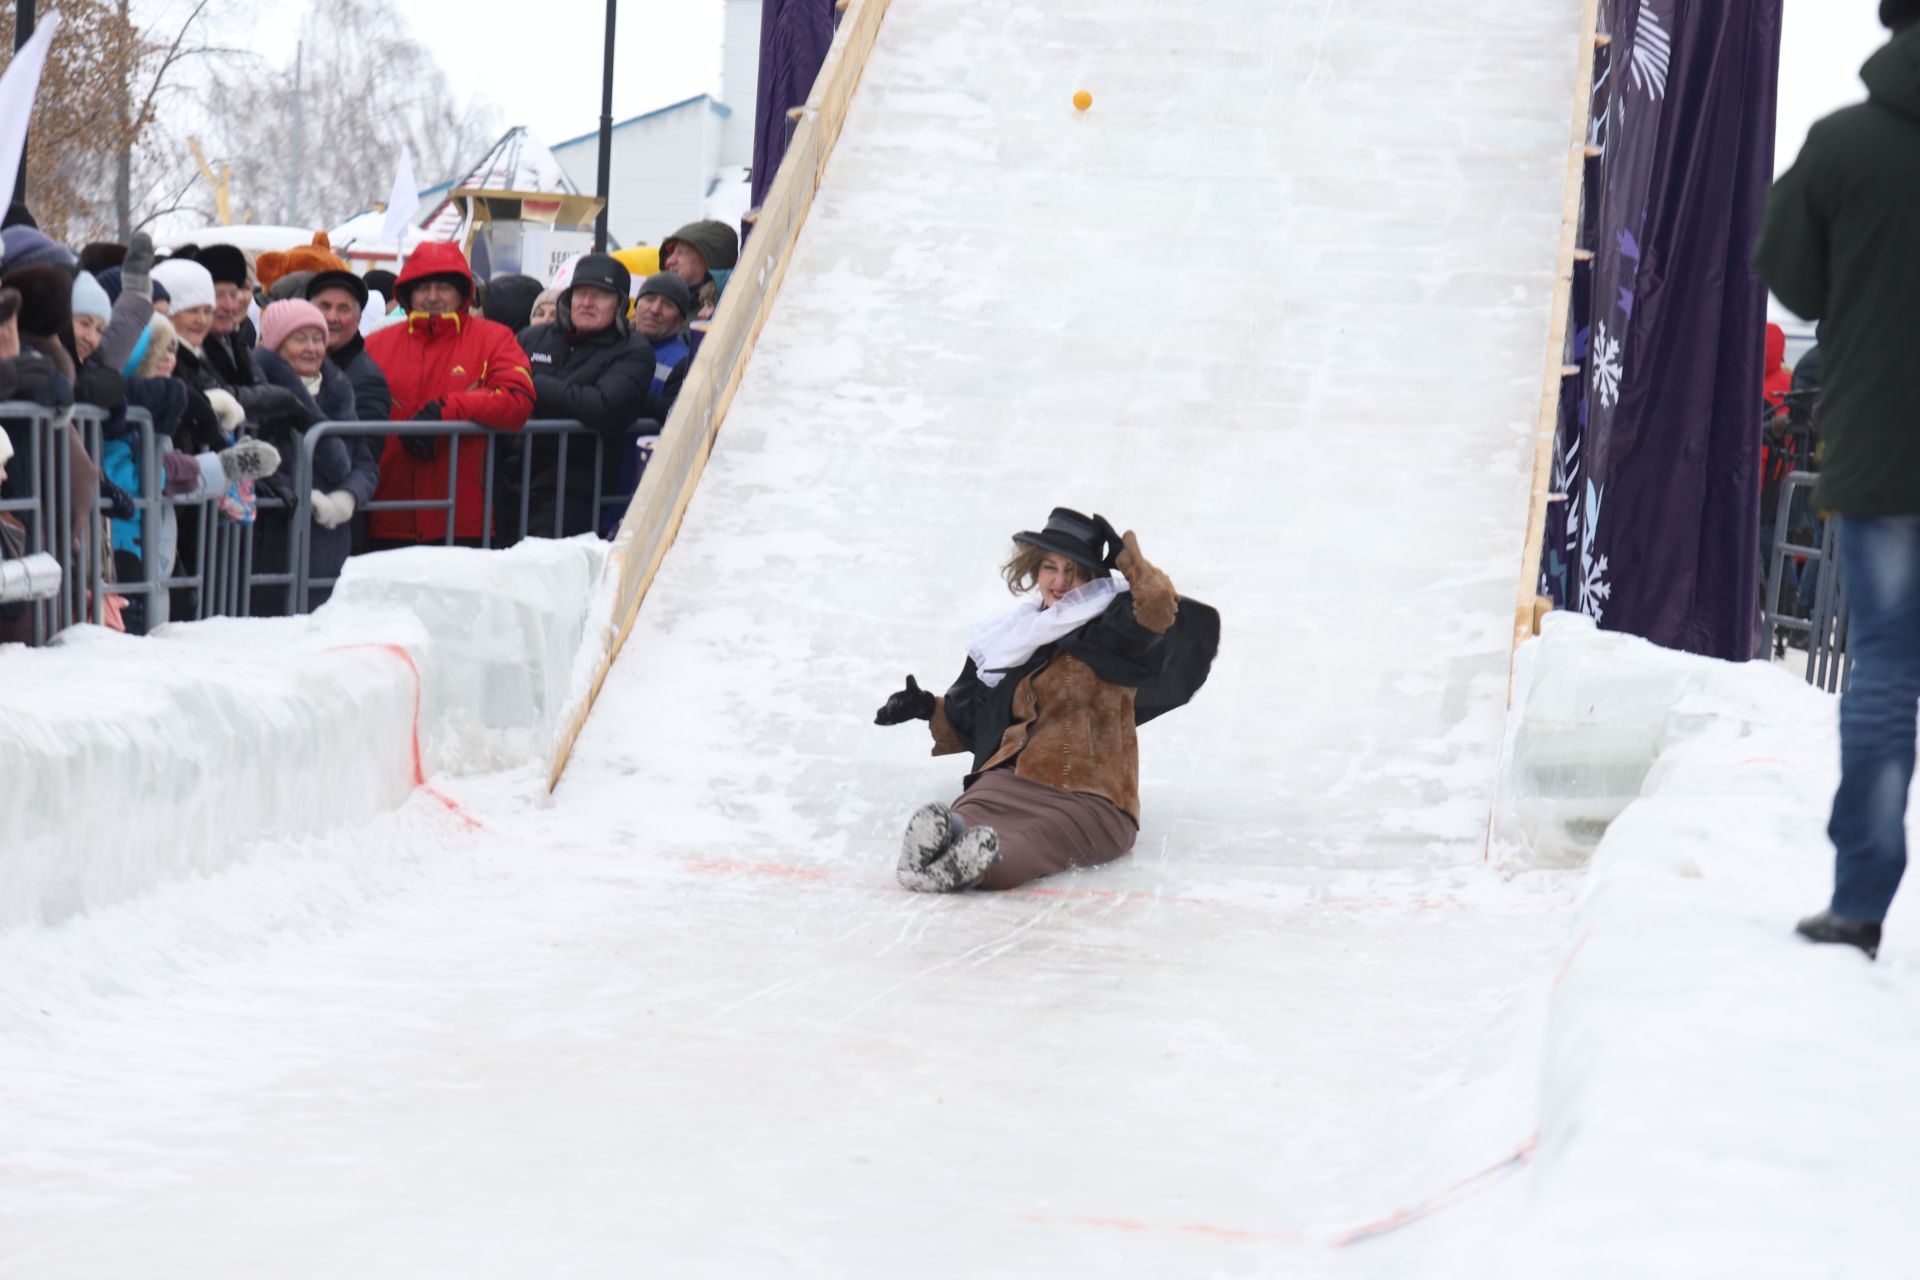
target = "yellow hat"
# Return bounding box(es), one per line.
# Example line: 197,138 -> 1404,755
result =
610,245 -> 659,284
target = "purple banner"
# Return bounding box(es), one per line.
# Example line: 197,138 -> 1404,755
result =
1543,0 -> 1783,659
751,0 -> 839,211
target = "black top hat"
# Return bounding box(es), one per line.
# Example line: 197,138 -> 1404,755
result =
305,268 -> 369,310
1013,507 -> 1118,574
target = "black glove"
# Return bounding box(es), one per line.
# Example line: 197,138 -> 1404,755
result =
874,674 -> 936,726
1091,513 -> 1123,571
400,401 -> 443,461
100,476 -> 137,521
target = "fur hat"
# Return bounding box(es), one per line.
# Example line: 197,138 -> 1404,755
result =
256,298 -> 329,354
78,242 -> 128,275
257,232 -> 349,292
363,268 -> 398,301
1,225 -> 74,273
635,271 -> 693,319
1885,0 -> 1920,27
4,265 -> 74,339
192,242 -> 251,288
71,271 -> 111,323
151,258 -> 217,314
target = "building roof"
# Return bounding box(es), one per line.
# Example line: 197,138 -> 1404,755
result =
550,95 -> 732,153
420,127 -> 580,242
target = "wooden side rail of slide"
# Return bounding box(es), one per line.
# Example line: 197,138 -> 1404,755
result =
546,0 -> 894,791
1511,0 -> 1605,681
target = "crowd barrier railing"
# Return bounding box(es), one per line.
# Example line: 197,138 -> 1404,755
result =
1,407 -> 650,641
1,401 -> 109,643
1761,470 -> 1851,692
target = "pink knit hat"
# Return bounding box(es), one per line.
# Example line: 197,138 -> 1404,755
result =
256,298 -> 328,354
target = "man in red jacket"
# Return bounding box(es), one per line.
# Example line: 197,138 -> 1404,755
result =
366,242 -> 535,547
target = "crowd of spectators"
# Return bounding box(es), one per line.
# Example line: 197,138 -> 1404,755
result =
0,207 -> 743,637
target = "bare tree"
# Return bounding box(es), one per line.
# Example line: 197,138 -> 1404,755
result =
113,0 -> 250,238
203,0 -> 500,231
0,0 -> 246,241
1,2 -> 143,241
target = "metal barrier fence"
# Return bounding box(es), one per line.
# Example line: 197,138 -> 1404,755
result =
1,401 -> 108,643
1761,470 -> 1851,692
0,407 -> 650,642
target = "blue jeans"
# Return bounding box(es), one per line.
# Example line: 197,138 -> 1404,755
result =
1828,515 -> 1920,922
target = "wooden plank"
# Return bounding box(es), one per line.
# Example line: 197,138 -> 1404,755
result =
1510,0 -> 1603,686
545,0 -> 896,792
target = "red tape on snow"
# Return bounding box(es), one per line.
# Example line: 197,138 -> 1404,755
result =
323,642 -> 478,828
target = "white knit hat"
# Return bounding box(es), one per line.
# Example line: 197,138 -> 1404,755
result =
0,427 -> 13,467
151,258 -> 216,313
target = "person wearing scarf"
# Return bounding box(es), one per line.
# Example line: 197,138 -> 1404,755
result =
874,508 -> 1219,892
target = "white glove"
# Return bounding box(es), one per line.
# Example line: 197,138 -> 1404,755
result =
218,437 -> 281,481
309,488 -> 356,529
204,388 -> 245,434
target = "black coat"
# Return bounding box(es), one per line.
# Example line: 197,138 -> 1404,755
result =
203,326 -> 258,389
250,348 -> 364,612
1755,26 -> 1920,515
941,592 -> 1222,774
510,311 -> 655,539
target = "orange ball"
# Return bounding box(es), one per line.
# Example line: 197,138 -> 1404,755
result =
1073,90 -> 1093,112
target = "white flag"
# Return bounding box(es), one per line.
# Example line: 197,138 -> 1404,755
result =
0,11 -> 64,223
381,145 -> 421,246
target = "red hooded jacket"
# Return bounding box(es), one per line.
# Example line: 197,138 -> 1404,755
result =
1763,322 -> 1793,412
366,243 -> 535,541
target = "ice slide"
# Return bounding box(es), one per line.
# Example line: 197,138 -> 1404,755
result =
2,1 -> 1599,1275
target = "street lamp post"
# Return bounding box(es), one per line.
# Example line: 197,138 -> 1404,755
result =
594,0 -> 616,252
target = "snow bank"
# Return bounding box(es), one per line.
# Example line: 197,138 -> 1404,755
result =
1494,616 -> 1920,1276
0,537 -> 606,930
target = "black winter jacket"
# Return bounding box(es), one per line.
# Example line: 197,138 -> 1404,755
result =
1755,27 -> 1920,515
510,309 -> 655,538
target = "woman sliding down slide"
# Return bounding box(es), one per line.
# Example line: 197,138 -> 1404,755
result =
874,508 -> 1219,893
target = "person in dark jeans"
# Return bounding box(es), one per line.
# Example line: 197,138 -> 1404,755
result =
1756,0 -> 1920,960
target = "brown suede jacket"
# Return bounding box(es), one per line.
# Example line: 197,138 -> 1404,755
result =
929,533 -> 1177,821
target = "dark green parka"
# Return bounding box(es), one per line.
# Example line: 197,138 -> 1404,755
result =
1755,26 -> 1920,515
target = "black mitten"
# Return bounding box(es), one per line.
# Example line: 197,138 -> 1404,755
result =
874,674 -> 936,726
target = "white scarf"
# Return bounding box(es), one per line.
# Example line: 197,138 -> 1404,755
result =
968,578 -> 1127,687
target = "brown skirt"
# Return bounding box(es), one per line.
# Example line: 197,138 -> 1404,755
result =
951,769 -> 1139,891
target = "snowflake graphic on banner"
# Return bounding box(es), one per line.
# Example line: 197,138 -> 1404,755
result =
1577,479 -> 1612,622
1629,1 -> 1672,99
1592,322 -> 1623,409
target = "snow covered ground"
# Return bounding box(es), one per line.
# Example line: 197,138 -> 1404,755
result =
9,0 -> 1900,1275
1495,617 -> 1920,1279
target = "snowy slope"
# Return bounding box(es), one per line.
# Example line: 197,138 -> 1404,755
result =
0,1 -> 1601,1274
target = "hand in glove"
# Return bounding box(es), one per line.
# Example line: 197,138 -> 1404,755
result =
874,674 -> 936,726
309,489 -> 357,529
99,476 -> 137,522
121,232 -> 154,301
400,400 -> 442,462
218,437 -> 282,482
